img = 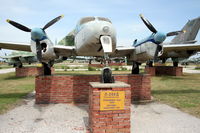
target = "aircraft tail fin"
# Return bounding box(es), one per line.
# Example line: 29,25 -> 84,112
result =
171,17 -> 200,44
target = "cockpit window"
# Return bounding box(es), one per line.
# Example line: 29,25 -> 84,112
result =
79,17 -> 95,25
97,17 -> 112,23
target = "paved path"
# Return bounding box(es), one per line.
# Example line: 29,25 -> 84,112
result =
0,92 -> 200,133
0,68 -> 15,74
183,67 -> 200,74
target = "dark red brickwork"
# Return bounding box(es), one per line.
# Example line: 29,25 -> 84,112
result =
35,74 -> 151,104
16,67 -> 54,77
88,63 -> 126,68
145,66 -> 183,76
88,85 -> 131,133
145,66 -> 156,76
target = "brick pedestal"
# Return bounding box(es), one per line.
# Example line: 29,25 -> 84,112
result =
88,82 -> 131,133
145,66 -> 156,76
35,74 -> 151,104
16,67 -> 54,77
145,66 -> 183,76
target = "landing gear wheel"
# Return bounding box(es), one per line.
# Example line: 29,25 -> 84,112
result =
146,60 -> 153,67
132,61 -> 139,74
42,62 -> 51,75
18,63 -> 23,68
101,67 -> 114,83
172,58 -> 179,67
173,62 -> 178,67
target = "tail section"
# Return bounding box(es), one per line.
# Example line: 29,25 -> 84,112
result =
171,17 -> 200,44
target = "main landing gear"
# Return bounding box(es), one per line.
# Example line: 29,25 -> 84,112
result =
172,58 -> 179,67
42,62 -> 52,75
132,61 -> 140,74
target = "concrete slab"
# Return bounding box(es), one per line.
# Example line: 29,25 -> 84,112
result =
0,92 -> 200,133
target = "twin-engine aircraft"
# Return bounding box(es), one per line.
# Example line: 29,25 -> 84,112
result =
0,14 -> 199,82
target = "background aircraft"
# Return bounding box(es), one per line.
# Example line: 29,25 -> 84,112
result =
0,51 -> 37,68
0,14 -> 200,82
132,15 -> 200,72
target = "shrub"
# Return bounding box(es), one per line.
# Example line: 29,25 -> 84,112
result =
88,66 -> 96,71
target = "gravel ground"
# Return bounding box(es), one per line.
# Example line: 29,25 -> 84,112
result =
0,92 -> 200,133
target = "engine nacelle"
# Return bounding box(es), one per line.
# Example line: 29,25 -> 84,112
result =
31,39 -> 57,63
134,42 -> 159,62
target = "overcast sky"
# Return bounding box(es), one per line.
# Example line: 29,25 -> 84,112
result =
0,0 -> 200,55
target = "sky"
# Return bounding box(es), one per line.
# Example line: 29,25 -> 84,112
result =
0,0 -> 200,55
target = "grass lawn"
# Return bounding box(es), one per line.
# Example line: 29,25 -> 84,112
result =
0,73 -> 34,114
152,74 -> 200,118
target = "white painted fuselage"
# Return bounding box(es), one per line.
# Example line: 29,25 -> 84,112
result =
74,17 -> 117,56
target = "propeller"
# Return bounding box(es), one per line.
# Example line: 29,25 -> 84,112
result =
6,19 -> 31,32
139,14 -> 157,33
166,30 -> 186,36
36,40 -> 42,62
154,45 -> 162,60
139,14 -> 185,37
43,15 -> 64,30
6,15 -> 64,62
139,14 -> 185,58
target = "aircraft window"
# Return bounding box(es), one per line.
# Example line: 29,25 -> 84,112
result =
97,17 -> 112,23
80,17 -> 95,25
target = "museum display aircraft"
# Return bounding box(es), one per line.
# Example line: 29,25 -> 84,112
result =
0,14 -> 199,82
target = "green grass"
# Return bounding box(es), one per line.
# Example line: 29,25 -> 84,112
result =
0,73 -> 34,114
152,74 -> 200,118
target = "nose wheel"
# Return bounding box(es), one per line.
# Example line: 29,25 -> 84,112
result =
101,67 -> 114,83
101,53 -> 115,83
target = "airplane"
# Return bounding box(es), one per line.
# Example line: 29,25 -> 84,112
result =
0,51 -> 67,68
0,14 -> 200,83
0,51 -> 37,68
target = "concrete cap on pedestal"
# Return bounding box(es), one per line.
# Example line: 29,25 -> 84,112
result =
89,81 -> 130,88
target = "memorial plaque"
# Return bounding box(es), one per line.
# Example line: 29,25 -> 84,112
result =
100,91 -> 125,111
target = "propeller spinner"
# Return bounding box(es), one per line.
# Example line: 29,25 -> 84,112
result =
6,15 -> 64,62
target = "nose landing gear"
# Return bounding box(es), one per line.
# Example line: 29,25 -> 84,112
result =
100,36 -> 115,83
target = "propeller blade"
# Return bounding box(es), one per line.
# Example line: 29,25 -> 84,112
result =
166,30 -> 186,36
6,19 -> 31,32
36,40 -> 42,62
154,45 -> 162,60
43,15 -> 64,30
139,14 -> 157,33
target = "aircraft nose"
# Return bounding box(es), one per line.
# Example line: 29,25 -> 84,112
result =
31,28 -> 44,40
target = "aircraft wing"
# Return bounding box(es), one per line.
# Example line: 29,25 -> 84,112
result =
0,55 -> 20,59
160,43 -> 200,58
0,42 -> 31,52
53,45 -> 76,57
111,47 -> 135,57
